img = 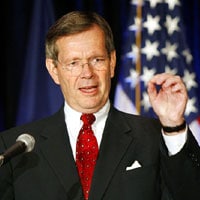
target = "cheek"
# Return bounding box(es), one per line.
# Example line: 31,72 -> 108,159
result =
100,71 -> 112,91
58,75 -> 76,96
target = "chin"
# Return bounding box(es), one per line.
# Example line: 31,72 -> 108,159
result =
80,101 -> 100,111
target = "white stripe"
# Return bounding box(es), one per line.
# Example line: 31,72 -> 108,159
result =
114,83 -> 138,115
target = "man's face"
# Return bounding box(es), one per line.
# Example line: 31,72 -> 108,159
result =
46,25 -> 116,113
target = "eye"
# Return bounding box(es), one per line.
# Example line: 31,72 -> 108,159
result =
97,57 -> 105,62
68,60 -> 80,68
92,57 -> 105,64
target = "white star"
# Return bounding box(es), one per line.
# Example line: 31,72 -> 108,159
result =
129,17 -> 142,32
182,49 -> 193,64
161,41 -> 178,62
141,66 -> 156,86
165,0 -> 181,10
141,91 -> 152,112
185,97 -> 197,116
126,44 -> 140,64
141,40 -> 160,60
165,15 -> 180,35
125,68 -> 140,88
143,14 -> 161,35
146,0 -> 163,8
164,65 -> 177,75
182,70 -> 198,90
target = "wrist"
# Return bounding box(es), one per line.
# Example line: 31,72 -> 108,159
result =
162,120 -> 186,133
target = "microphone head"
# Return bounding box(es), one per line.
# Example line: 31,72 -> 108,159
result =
16,133 -> 35,152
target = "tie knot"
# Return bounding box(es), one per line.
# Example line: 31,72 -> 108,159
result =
81,113 -> 96,125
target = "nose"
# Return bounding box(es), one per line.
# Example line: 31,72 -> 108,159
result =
80,62 -> 94,77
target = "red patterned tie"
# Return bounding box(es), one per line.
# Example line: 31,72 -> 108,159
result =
76,113 -> 98,200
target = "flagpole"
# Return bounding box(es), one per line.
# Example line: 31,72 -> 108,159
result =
135,0 -> 142,114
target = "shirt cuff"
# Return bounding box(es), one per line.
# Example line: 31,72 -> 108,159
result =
162,126 -> 188,156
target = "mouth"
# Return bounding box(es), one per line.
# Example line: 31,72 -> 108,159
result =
79,85 -> 98,94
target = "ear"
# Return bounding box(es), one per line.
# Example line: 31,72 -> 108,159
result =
109,50 -> 116,78
46,58 -> 60,85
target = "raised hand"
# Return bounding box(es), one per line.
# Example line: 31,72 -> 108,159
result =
147,73 -> 188,130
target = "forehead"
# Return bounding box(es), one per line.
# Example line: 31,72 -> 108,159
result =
56,25 -> 106,55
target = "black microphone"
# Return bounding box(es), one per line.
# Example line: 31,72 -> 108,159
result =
0,133 -> 35,167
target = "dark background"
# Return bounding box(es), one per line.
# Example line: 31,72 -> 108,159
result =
1,0 -> 200,130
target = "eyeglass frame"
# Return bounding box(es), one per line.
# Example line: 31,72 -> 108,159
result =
55,55 -> 110,76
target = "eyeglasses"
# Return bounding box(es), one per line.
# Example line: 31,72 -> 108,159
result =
56,56 -> 108,77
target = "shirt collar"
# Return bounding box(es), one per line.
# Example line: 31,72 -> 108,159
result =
64,100 -> 110,126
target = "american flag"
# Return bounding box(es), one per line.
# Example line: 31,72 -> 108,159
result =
114,0 -> 200,143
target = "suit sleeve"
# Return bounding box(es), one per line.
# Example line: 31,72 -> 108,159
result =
160,129 -> 200,200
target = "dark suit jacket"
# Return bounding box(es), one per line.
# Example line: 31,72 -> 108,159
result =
0,106 -> 199,200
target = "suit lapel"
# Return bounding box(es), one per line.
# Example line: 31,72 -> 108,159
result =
89,107 -> 135,200
38,110 -> 82,198
37,107 -> 136,199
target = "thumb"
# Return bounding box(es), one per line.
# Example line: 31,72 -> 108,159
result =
147,82 -> 157,103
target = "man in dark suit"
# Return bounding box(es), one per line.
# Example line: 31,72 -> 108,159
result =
0,11 -> 199,200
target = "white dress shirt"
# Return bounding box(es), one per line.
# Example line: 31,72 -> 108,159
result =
64,100 -> 110,159
64,100 -> 187,159
162,128 -> 187,156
